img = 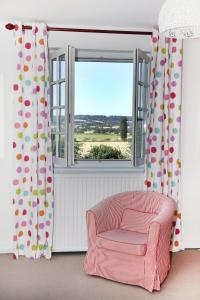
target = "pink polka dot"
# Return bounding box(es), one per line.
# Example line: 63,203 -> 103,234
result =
13,179 -> 19,186
26,55 -> 31,62
18,110 -> 23,116
16,167 -> 22,173
24,100 -> 30,106
24,167 -> 30,173
13,84 -> 19,91
25,112 -> 31,118
47,187 -> 52,193
14,122 -> 20,129
25,42 -> 31,49
38,65 -> 43,72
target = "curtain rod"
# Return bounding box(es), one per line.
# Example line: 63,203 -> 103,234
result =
5,23 -> 153,36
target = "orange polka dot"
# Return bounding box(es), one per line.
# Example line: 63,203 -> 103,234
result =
174,240 -> 179,247
40,155 -> 46,161
18,231 -> 23,237
18,37 -> 22,44
23,65 -> 29,72
23,122 -> 28,128
23,177 -> 26,183
35,224 -> 38,230
15,209 -> 19,216
39,210 -> 45,216
18,96 -> 23,103
39,38 -> 44,45
40,97 -> 45,104
177,213 -> 181,219
16,154 -> 22,160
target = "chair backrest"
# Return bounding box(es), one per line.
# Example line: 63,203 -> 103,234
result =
120,208 -> 157,233
113,191 -> 173,234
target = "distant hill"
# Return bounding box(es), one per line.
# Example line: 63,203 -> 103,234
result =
75,115 -> 132,127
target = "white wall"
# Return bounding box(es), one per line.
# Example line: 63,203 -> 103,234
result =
181,39 -> 200,248
0,21 -> 200,252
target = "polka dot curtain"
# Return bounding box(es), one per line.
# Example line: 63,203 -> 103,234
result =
145,32 -> 183,251
12,23 -> 54,259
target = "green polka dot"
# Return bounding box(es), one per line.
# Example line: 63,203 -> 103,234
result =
147,162 -> 151,168
44,201 -> 49,207
173,128 -> 178,134
155,128 -> 160,134
156,71 -> 161,78
40,133 -> 46,139
162,48 -> 166,54
16,189 -> 21,195
33,133 -> 37,139
28,201 -> 32,207
40,189 -> 45,196
18,132 -> 23,139
170,62 -> 175,68
39,245 -> 44,250
25,80 -> 31,86
40,75 -> 45,81
25,136 -> 31,142
33,76 -> 38,82
20,244 -> 24,250
18,74 -> 23,81
174,73 -> 179,79
153,182 -> 158,189
32,245 -> 37,251
33,190 -> 38,196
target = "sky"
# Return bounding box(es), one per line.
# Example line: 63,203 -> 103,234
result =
75,61 -> 133,116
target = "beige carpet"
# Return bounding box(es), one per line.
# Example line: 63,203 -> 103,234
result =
0,250 -> 199,300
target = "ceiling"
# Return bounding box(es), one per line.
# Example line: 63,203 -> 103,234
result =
0,0 -> 165,29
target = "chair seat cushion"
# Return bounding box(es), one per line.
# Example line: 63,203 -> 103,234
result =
96,229 -> 147,256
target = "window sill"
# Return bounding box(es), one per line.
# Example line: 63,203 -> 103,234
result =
54,165 -> 145,175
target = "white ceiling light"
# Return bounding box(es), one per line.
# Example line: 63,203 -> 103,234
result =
159,0 -> 200,39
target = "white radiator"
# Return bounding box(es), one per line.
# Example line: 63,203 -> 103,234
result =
53,172 -> 144,252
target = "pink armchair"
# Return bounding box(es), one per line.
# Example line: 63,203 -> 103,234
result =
84,191 -> 176,292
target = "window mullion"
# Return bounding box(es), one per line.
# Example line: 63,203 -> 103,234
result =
67,46 -> 75,167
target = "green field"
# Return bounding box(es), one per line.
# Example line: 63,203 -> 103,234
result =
75,132 -> 131,142
75,132 -> 132,158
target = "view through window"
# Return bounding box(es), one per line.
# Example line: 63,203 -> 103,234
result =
74,61 -> 133,161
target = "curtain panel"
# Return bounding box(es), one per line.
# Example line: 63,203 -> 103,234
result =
145,32 -> 183,251
12,23 -> 54,259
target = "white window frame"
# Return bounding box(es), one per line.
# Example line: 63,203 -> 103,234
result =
50,47 -> 150,171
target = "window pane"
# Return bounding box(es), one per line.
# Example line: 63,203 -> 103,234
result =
141,62 -> 148,83
51,134 -> 56,156
51,109 -> 58,132
74,61 -> 133,160
59,55 -> 65,79
59,108 -> 65,132
51,84 -> 57,107
52,58 -> 58,81
59,82 -> 65,106
58,135 -> 65,158
138,85 -> 148,109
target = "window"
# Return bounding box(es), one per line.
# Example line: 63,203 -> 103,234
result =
50,47 -> 150,168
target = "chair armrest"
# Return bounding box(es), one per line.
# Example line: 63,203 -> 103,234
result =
86,197 -> 123,235
147,207 -> 175,253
